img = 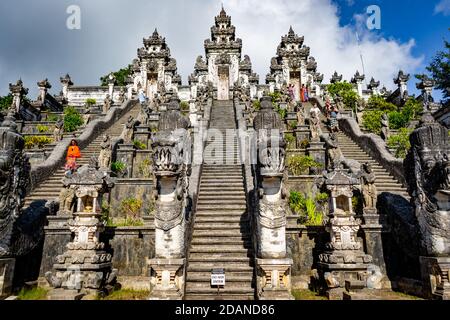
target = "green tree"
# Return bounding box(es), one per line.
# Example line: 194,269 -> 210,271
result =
366,95 -> 397,112
387,128 -> 412,158
327,82 -> 359,110
100,65 -> 132,86
63,106 -> 84,132
425,30 -> 450,106
0,94 -> 13,111
362,110 -> 384,134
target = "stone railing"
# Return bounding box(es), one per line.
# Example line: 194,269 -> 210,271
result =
30,99 -> 138,190
310,97 -> 406,186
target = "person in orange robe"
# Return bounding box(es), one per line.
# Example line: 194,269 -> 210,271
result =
65,139 -> 81,171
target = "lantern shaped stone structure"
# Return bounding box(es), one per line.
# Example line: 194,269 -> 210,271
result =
45,160 -> 117,300
317,165 -> 373,299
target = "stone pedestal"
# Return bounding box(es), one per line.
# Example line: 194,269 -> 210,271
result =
361,208 -> 388,277
134,126 -> 151,149
294,126 -> 310,148
256,258 -> 294,300
148,113 -> 160,131
148,258 -> 185,300
420,256 -> 450,300
307,141 -> 325,172
117,144 -> 135,178
286,112 -> 297,129
0,258 -> 15,299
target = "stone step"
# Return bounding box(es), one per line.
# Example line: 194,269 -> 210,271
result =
191,237 -> 251,245
198,195 -> 246,202
199,187 -> 245,192
188,263 -> 253,272
195,211 -> 247,217
186,274 -> 253,283
194,215 -> 248,223
196,204 -> 246,211
185,286 -> 254,296
192,230 -> 250,237
194,224 -> 249,231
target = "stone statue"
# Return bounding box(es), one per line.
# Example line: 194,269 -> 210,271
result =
253,95 -> 293,300
98,135 -> 112,170
380,113 -> 389,141
103,94 -> 112,114
325,133 -> 344,170
53,117 -> 64,142
120,116 -> 137,144
403,110 -> 450,299
83,105 -> 91,126
58,172 -> 76,214
296,105 -> 305,126
360,162 -> 377,209
309,104 -> 322,141
149,96 -> 191,299
117,88 -> 126,104
0,111 -> 31,258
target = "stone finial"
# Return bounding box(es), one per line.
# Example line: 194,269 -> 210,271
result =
330,71 -> 343,84
394,70 -> 410,85
351,70 -> 365,83
107,73 -> 116,86
60,74 -> 73,86
37,78 -> 52,89
368,77 -> 380,90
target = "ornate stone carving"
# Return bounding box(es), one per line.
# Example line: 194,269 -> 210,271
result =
0,112 -> 30,257
359,162 -> 377,210
330,71 -> 343,84
98,135 -> 112,170
53,117 -> 64,142
253,96 -> 293,299
148,97 -> 191,299
403,110 -> 450,261
317,167 -> 373,298
380,113 -> 389,141
46,161 -> 116,299
102,94 -> 112,114
119,116 -> 138,144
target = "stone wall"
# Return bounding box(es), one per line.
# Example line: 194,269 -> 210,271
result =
67,86 -> 126,107
109,179 -> 154,219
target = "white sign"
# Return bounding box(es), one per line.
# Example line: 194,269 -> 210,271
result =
211,269 -> 225,286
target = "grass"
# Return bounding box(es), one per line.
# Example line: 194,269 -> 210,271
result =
17,287 -> 48,300
292,289 -> 327,300
101,289 -> 150,300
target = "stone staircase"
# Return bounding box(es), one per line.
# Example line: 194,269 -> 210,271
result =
317,111 -> 409,199
23,103 -> 141,209
185,100 -> 255,300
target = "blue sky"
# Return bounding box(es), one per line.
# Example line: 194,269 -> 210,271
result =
334,0 -> 449,76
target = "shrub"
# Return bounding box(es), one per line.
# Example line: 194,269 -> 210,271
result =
288,120 -> 298,130
119,198 -> 143,224
327,82 -> 359,110
111,161 -> 126,174
287,155 -> 322,175
85,98 -> 97,106
100,65 -> 132,87
289,191 -> 324,226
138,158 -> 152,178
63,106 -> 84,132
275,106 -> 287,119
401,98 -> 422,122
17,287 -> 48,300
388,111 -> 408,130
387,128 -> 412,158
133,140 -> 147,150
300,139 -> 310,149
180,101 -> 190,111
367,95 -> 397,112
252,100 -> 261,111
47,113 -> 59,122
36,125 -> 49,133
362,110 -> 384,134
284,133 -> 296,149
24,136 -> 53,149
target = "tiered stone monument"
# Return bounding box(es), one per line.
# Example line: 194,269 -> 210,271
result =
45,159 -> 117,300
148,98 -> 191,300
254,96 -> 293,300
317,164 -> 373,299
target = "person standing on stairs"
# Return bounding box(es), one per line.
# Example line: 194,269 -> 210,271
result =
65,139 -> 81,173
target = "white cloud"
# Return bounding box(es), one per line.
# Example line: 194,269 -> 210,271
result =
435,0 -> 450,16
0,0 -> 424,96
225,0 -> 423,90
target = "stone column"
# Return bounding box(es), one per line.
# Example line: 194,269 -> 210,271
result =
254,96 -> 294,300
107,73 -> 116,99
37,78 -> 51,103
394,70 -> 410,99
134,126 -> 151,149
148,98 -> 191,300
9,80 -> 28,113
351,71 -> 365,97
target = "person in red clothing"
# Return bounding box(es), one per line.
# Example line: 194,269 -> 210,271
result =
65,139 -> 81,172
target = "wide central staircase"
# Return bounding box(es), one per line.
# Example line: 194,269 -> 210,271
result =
185,100 -> 255,300
23,102 -> 140,210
